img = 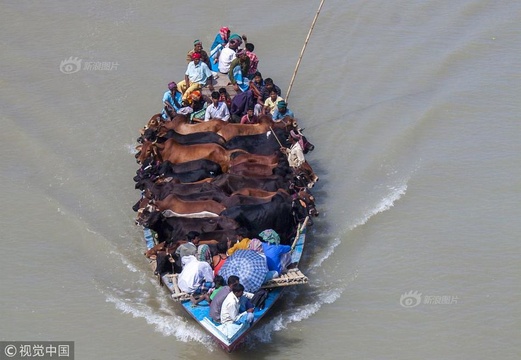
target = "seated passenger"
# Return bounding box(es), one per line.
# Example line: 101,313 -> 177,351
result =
259,229 -> 291,277
220,283 -> 254,325
218,87 -> 232,111
251,71 -> 265,95
247,238 -> 277,282
162,81 -> 183,120
204,91 -> 230,121
230,89 -> 255,123
228,49 -> 250,92
272,100 -> 295,121
177,255 -> 214,294
197,244 -> 212,266
240,106 -> 260,124
226,230 -> 251,256
177,52 -> 214,103
260,77 -> 282,102
210,275 -> 240,322
245,43 -> 259,80
263,89 -> 284,116
218,33 -> 242,74
212,242 -> 229,276
174,231 -> 199,269
209,26 -> 230,72
191,275 -> 225,306
186,39 -> 211,69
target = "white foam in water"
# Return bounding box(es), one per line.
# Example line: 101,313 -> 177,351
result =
309,237 -> 341,270
349,180 -> 408,231
110,250 -> 139,273
126,143 -> 138,155
104,292 -> 216,349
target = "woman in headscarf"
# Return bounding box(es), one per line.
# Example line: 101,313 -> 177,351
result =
209,26 -> 230,72
259,229 -> 292,277
197,244 -> 212,266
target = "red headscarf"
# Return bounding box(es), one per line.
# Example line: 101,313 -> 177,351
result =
219,26 -> 230,42
191,52 -> 202,60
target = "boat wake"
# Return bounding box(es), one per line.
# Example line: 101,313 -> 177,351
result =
102,285 -> 218,350
350,180 -> 408,231
241,178 -> 410,347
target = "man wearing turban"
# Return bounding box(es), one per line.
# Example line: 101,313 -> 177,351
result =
177,51 -> 214,103
186,39 -> 211,69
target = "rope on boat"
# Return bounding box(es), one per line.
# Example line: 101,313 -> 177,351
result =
285,0 -> 326,102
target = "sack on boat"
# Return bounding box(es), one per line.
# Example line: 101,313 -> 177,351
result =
251,289 -> 269,310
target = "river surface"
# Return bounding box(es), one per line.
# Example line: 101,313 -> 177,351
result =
1,1 -> 520,359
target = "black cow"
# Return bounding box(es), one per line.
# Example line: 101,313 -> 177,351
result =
144,213 -> 239,243
159,159 -> 222,183
224,129 -> 289,155
135,178 -> 221,200
210,173 -> 290,195
220,193 -> 296,244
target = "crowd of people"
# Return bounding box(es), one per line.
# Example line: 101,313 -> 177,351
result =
156,226 -> 292,327
161,26 -> 295,124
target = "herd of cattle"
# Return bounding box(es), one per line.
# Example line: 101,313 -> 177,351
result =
132,112 -> 319,263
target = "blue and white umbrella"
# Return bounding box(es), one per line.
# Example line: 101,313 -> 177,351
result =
219,250 -> 268,293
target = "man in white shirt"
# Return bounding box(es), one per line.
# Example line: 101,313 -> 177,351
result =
220,283 -> 254,325
218,45 -> 236,74
281,131 -> 305,168
218,33 -> 242,74
204,91 -> 230,121
177,255 -> 214,294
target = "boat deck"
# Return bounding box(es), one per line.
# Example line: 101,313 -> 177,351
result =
157,267 -> 308,302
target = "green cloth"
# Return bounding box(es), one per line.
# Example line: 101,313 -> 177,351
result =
259,229 -> 281,245
209,286 -> 223,301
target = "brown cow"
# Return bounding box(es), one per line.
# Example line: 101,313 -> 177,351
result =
293,161 -> 319,188
229,161 -> 278,177
231,187 -> 290,198
216,115 -> 298,142
229,152 -> 280,167
136,139 -> 248,172
162,114 -> 226,135
140,113 -> 163,136
152,193 -> 226,216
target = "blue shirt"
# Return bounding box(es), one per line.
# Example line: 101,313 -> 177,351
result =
185,61 -> 213,85
262,243 -> 291,274
272,108 -> 295,121
162,90 -> 182,119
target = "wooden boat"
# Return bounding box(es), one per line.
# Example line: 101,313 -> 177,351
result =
156,217 -> 310,352
133,50 -> 318,352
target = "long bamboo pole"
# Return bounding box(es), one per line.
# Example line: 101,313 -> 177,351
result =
285,0 -> 326,102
